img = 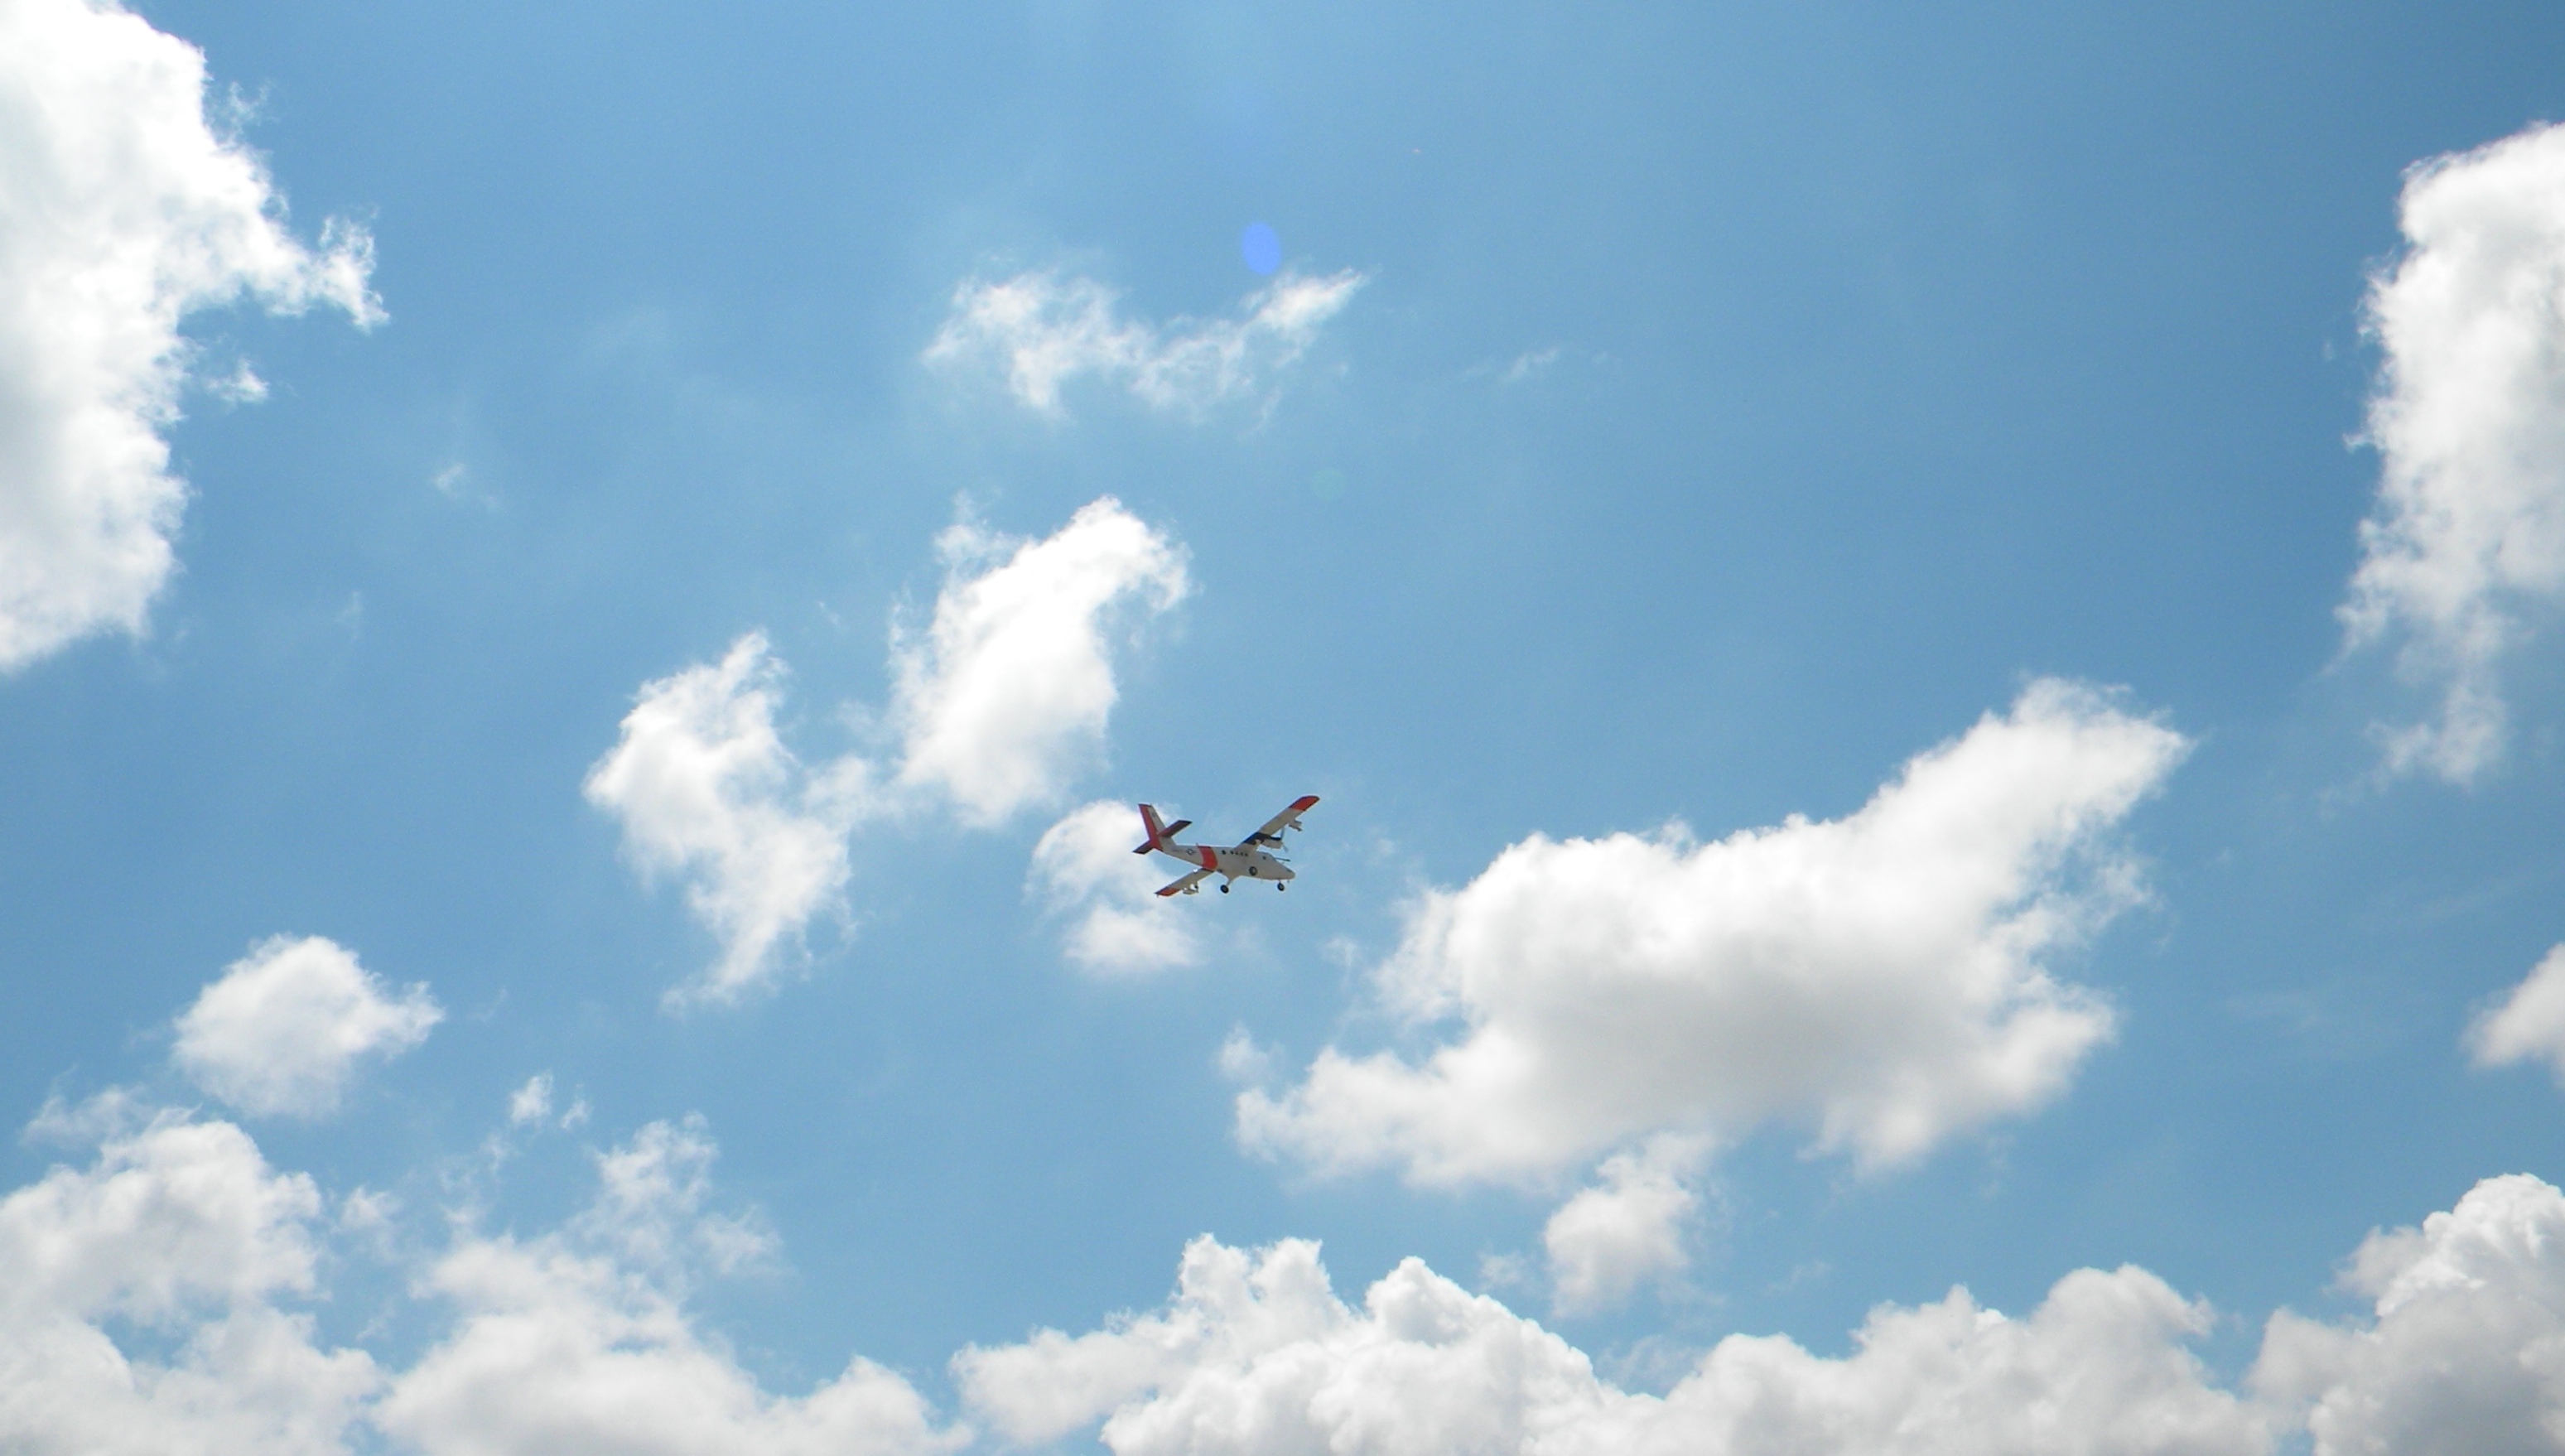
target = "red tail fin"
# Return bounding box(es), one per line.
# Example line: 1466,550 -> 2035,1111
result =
1134,803 -> 1168,855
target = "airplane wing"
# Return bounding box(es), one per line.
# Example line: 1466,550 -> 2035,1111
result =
1155,867 -> 1213,898
1235,794 -> 1321,850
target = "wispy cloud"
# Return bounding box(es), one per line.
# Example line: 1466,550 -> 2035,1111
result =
926,268 -> 1365,417
1502,345 -> 1562,383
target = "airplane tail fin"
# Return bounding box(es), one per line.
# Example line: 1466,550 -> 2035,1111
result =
1134,804 -> 1193,855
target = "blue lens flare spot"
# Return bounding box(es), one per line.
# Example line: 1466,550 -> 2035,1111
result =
1240,222 -> 1281,276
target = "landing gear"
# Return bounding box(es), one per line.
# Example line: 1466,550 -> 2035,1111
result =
1277,883 -> 1286,891
1220,883 -> 1231,894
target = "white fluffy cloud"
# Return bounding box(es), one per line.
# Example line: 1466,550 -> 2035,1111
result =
2255,1174 -> 2565,1455
2343,122 -> 2565,783
584,633 -> 874,1007
18,1066 -> 2565,1456
0,1111 -> 380,1454
2466,943 -> 2565,1081
925,268 -> 1364,417
377,1116 -> 961,1456
1028,799 -> 1203,975
171,936 -> 441,1120
590,501 -> 1186,1002
957,1233 -> 2268,1456
0,1097 -> 958,1456
1542,1135 -> 1709,1316
894,498 -> 1188,824
1238,680 -> 2187,1188
0,0 -> 378,673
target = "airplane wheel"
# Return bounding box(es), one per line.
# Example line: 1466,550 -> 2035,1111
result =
1277,884 -> 1286,891
1220,884 -> 1230,894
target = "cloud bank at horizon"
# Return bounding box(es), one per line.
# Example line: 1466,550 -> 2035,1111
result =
17,1068 -> 2565,1455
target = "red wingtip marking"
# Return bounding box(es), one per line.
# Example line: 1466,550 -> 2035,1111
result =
1290,794 -> 1320,811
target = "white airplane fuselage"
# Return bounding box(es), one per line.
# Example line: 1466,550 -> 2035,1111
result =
1155,840 -> 1293,888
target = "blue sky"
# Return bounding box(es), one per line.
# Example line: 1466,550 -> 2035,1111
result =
6,1 -> 2565,1450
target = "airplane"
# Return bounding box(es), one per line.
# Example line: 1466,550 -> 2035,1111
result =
1135,795 -> 1319,896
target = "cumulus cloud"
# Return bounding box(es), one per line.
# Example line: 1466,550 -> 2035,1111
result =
2466,943 -> 2565,1081
2255,1173 -> 2565,1455
377,1117 -> 961,1456
171,936 -> 441,1120
957,1233 -> 2268,1456
0,1111 -> 379,1454
2343,122 -> 2565,783
1028,800 -> 1203,975
1239,680 -> 2186,1188
925,268 -> 1364,417
584,633 -> 875,1007
0,1074 -> 959,1455
17,1064 -> 2565,1456
590,500 -> 1188,1001
1542,1135 -> 1709,1317
0,0 -> 378,673
894,498 -> 1188,824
